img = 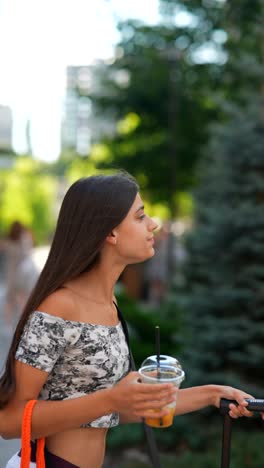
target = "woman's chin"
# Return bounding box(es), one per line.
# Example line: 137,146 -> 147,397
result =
128,248 -> 155,264
144,247 -> 155,260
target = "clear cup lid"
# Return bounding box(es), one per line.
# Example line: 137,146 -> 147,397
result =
140,354 -> 185,383
141,354 -> 183,371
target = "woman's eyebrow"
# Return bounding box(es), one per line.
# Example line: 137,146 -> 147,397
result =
135,205 -> 144,213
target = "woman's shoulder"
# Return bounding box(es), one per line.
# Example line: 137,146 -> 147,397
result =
37,288 -> 76,322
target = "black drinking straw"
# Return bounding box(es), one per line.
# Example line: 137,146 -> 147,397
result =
155,326 -> 163,426
155,326 -> 161,378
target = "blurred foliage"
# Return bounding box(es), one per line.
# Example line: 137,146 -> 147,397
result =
115,288 -> 184,369
175,106 -> 264,400
65,156 -> 175,221
136,0 -> 264,455
105,0 -> 264,459
161,7 -> 264,453
86,0 -> 263,218
164,0 -> 264,426
160,0 -> 264,104
107,287 -> 187,449
88,18 -> 221,216
0,156 -> 57,243
107,425 -> 264,467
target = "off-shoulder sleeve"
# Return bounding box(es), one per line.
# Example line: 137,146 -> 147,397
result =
15,312 -> 69,372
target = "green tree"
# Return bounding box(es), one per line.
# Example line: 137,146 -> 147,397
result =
157,0 -> 264,450
0,156 -> 57,243
166,0 -> 264,394
89,18 -> 224,216
180,106 -> 264,393
160,0 -> 264,104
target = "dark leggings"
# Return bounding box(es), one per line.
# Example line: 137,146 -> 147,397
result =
18,441 -> 79,468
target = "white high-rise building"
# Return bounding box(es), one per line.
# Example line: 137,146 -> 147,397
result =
61,64 -> 116,156
61,66 -> 93,155
0,105 -> 12,150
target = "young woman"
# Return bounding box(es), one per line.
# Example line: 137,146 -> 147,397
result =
0,173 -> 253,468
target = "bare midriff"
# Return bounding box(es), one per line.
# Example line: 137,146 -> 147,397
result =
46,427 -> 108,468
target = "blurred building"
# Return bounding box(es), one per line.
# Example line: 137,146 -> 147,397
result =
61,66 -> 91,155
0,105 -> 12,150
61,64 -> 115,155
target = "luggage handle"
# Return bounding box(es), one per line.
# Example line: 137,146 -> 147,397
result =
220,398 -> 264,414
219,398 -> 264,468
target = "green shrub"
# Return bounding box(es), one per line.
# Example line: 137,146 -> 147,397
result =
115,289 -> 184,369
106,429 -> 264,468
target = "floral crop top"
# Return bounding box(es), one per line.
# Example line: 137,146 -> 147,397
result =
15,310 -> 130,428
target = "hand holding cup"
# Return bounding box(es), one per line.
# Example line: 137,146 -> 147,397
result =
139,356 -> 185,428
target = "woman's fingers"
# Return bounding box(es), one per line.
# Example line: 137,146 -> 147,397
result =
229,402 -> 253,418
136,382 -> 175,394
217,386 -> 255,419
228,390 -> 254,418
234,392 -> 253,406
135,395 -> 177,411
133,393 -> 177,409
134,385 -> 177,399
131,382 -> 177,405
111,371 -> 178,417
131,379 -> 177,414
137,408 -> 171,419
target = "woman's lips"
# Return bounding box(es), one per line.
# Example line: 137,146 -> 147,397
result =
147,237 -> 155,245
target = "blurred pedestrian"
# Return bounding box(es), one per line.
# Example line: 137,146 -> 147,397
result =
0,221 -> 38,328
144,223 -> 173,306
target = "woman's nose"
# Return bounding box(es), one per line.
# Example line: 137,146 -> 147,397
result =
148,217 -> 159,232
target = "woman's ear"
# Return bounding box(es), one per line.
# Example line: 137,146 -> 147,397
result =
106,231 -> 117,245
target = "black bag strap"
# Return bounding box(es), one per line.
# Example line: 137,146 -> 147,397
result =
116,303 -> 162,468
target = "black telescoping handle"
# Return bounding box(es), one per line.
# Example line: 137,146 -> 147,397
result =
220,398 -> 264,468
220,398 -> 264,414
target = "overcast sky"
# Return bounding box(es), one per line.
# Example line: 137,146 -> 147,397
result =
0,0 -> 160,160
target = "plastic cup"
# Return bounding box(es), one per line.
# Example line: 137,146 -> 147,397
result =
138,364 -> 185,428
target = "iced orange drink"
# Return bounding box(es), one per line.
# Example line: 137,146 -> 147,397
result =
143,406 -> 176,428
138,364 -> 185,428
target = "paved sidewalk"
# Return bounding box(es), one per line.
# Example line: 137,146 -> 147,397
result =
0,246 -> 49,465
0,285 -> 20,466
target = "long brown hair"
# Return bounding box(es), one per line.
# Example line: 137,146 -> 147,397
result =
0,172 -> 138,409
